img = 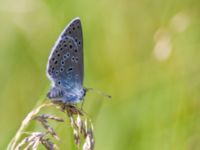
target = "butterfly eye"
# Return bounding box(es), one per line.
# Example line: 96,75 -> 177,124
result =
57,81 -> 61,85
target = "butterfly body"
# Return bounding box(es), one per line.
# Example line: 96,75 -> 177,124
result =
47,86 -> 86,103
46,17 -> 85,103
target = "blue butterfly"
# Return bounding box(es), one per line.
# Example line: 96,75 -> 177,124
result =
46,17 -> 86,103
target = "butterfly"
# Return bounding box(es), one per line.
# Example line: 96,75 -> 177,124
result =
46,17 -> 86,103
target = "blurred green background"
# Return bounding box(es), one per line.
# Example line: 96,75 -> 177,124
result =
1,0 -> 200,149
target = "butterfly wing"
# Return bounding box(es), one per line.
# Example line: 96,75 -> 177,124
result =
46,18 -> 84,102
47,18 -> 84,88
61,17 -> 84,85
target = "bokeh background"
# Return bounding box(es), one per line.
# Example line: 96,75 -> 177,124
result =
1,0 -> 200,149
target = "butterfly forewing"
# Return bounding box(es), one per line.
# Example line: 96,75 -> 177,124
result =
47,18 -> 84,90
61,18 -> 83,85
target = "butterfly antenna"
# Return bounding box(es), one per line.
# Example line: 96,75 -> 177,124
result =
85,88 -> 112,99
